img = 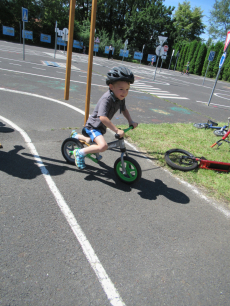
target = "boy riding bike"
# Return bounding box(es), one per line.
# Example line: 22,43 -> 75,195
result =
182,62 -> 190,74
71,66 -> 138,169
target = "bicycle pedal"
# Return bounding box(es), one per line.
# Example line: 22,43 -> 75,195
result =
96,155 -> 103,161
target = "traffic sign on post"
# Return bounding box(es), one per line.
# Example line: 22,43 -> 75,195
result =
219,52 -> 226,68
163,45 -> 168,52
22,8 -> 28,22
224,30 -> 230,52
208,51 -> 215,62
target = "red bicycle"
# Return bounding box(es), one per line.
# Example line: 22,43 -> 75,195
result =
165,149 -> 230,172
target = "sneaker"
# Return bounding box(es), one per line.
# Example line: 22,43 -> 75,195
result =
70,130 -> 78,138
73,149 -> 86,169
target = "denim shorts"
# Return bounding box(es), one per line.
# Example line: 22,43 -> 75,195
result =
84,128 -> 102,142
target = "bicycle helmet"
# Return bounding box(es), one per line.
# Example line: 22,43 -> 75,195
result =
106,66 -> 134,85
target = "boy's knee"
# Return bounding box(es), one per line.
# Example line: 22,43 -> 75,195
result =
100,143 -> 108,152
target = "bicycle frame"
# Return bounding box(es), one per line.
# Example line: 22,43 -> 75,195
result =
211,129 -> 230,148
70,126 -> 132,175
197,157 -> 230,172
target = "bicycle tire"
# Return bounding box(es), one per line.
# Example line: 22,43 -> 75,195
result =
193,123 -> 207,129
213,129 -> 228,137
165,149 -> 198,171
61,138 -> 85,165
114,156 -> 142,184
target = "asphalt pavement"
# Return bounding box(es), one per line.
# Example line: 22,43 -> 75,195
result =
0,41 -> 230,306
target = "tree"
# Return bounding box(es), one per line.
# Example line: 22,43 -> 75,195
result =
194,43 -> 207,75
189,41 -> 201,74
208,0 -> 230,41
173,1 -> 205,42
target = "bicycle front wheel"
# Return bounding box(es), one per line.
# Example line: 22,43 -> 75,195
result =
213,129 -> 228,137
114,156 -> 142,184
165,149 -> 198,171
61,138 -> 85,165
193,123 -> 207,129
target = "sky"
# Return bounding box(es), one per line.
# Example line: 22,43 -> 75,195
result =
163,0 -> 216,41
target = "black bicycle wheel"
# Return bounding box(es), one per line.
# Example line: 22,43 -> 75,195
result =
193,123 -> 207,129
213,129 -> 228,137
61,138 -> 85,165
165,149 -> 198,171
114,156 -> 142,184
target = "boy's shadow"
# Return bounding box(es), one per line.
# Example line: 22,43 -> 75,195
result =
83,161 -> 190,204
0,122 -> 14,133
0,146 -> 74,179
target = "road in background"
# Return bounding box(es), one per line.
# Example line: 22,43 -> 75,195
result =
1,41 -> 230,306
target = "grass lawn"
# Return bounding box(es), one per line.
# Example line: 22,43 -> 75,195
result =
119,123 -> 230,205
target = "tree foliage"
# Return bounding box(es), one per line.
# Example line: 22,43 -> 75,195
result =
173,1 -> 205,42
208,0 -> 230,42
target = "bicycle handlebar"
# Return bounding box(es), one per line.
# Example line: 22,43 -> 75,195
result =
211,129 -> 230,147
115,125 -> 134,139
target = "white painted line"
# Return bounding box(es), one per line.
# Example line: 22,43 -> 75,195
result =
9,63 -> 22,66
0,113 -> 126,306
152,94 -> 179,96
157,96 -> 189,99
32,67 -> 46,70
196,100 -> 230,108
0,67 -> 108,89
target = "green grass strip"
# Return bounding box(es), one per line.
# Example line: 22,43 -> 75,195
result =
119,123 -> 230,205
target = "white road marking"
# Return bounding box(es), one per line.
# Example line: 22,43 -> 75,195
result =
196,100 -> 230,108
32,67 -> 46,70
157,96 -> 189,99
9,63 -> 21,66
0,113 -> 126,306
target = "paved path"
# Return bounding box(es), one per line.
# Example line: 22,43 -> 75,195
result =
0,41 -> 230,306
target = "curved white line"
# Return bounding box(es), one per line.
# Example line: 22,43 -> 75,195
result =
214,93 -> 230,101
0,114 -> 126,306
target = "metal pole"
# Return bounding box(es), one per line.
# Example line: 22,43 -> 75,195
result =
153,56 -> 159,80
202,61 -> 210,85
168,54 -> 173,70
160,58 -> 163,72
84,0 -> 97,125
54,21 -> 57,59
23,21 -> 25,60
208,68 -> 221,106
19,22 -> 21,44
174,55 -> 179,71
64,0 -> 76,100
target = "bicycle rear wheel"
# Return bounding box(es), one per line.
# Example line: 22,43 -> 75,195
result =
165,149 -> 198,171
61,138 -> 85,165
193,123 -> 207,129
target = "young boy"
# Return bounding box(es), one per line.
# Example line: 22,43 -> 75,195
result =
71,66 -> 138,169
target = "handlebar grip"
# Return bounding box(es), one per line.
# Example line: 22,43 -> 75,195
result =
129,125 -> 134,129
115,133 -> 120,139
211,142 -> 217,148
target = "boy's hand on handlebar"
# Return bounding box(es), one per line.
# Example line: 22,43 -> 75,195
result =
116,129 -> 125,138
130,122 -> 138,129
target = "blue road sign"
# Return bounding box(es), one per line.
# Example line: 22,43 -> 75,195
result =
73,40 -> 83,49
22,8 -> 28,22
119,49 -> 129,57
219,52 -> 226,68
134,52 -> 143,60
40,34 -> 51,43
2,26 -> 15,36
22,30 -> 33,40
208,51 -> 215,61
147,54 -> 156,62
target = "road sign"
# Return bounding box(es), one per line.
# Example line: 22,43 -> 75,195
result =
161,55 -> 166,60
224,30 -> 230,52
158,36 -> 167,46
208,51 -> 215,61
94,37 -> 100,43
134,52 -> 143,60
164,45 -> 168,52
22,7 -> 28,22
219,52 -> 226,68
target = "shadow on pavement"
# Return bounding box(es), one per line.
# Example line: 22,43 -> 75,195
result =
0,122 -> 14,133
1,147 -> 189,205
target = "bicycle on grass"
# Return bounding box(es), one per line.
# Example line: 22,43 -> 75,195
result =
165,149 -> 230,172
61,126 -> 142,184
193,119 -> 229,137
211,128 -> 230,148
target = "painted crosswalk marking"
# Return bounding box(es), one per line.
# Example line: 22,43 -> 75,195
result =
131,81 -> 189,100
